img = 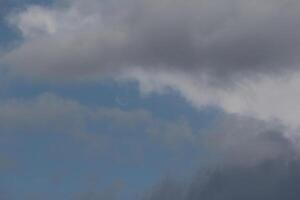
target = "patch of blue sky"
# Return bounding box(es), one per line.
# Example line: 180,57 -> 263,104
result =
0,86 -> 215,200
0,132 -> 98,199
0,79 -> 221,131
0,1 -> 221,196
0,15 -> 20,51
0,1 -> 226,200
0,127 -> 203,199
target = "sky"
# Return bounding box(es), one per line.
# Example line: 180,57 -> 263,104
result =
1,0 -> 300,199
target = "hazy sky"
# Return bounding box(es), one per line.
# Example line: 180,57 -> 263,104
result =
1,0 -> 300,199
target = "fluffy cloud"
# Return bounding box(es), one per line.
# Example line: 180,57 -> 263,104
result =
2,1 -> 300,198
2,0 -> 300,129
124,69 -> 300,129
3,0 -> 300,79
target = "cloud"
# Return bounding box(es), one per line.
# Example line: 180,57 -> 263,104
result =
141,114 -> 300,200
203,114 -> 295,167
2,0 -> 300,130
2,0 -> 300,80
125,69 -> 300,129
144,159 -> 300,200
2,1 -> 300,198
1,93 -> 299,200
190,159 -> 300,200
9,6 -> 58,39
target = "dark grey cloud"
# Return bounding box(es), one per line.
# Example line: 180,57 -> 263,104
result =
204,115 -> 295,167
141,115 -> 300,200
124,0 -> 300,77
143,159 -> 300,200
185,158 -> 300,200
2,0 -> 300,81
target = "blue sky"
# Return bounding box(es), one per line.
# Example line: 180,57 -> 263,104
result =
0,67 -> 220,198
1,0 -> 300,200
0,9 -> 219,197
0,80 -> 219,199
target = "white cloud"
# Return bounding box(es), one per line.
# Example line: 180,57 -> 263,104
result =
123,68 -> 300,130
10,6 -> 58,38
2,0 -> 300,132
8,3 -> 102,39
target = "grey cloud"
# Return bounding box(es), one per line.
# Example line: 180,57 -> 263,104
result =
142,115 -> 300,200
125,0 -> 300,76
185,159 -> 300,200
2,0 -> 300,81
204,115 -> 295,167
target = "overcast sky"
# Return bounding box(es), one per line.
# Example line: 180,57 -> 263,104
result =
1,0 -> 300,199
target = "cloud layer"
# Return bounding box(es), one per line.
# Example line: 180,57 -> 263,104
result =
2,0 -> 300,129
144,159 -> 300,200
142,115 -> 300,200
2,1 -> 300,198
3,0 -> 300,79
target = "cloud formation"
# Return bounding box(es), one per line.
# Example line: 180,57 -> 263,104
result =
142,115 -> 300,200
204,115 -> 295,167
2,1 -> 300,198
125,68 -> 300,129
2,0 -> 300,129
144,159 -> 300,200
3,0 -> 300,79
